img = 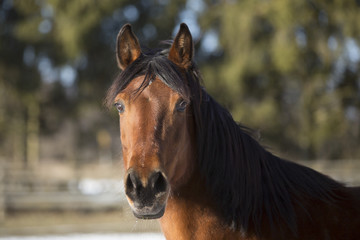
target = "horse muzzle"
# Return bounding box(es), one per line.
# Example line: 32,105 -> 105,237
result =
124,168 -> 169,219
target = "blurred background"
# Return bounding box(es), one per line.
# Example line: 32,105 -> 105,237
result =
0,0 -> 359,238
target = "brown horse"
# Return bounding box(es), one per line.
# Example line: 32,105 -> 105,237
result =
106,23 -> 360,240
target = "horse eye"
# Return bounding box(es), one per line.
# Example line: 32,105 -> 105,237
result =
176,99 -> 188,112
115,102 -> 125,114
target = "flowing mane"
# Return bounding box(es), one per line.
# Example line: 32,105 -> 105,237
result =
106,44 -> 345,237
195,89 -> 344,236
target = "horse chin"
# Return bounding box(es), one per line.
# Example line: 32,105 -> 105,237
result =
132,206 -> 166,220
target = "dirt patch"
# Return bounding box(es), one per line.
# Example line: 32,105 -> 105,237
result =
0,208 -> 161,236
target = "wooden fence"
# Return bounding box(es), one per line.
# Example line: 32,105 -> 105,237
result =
1,164 -> 126,216
0,160 -> 360,217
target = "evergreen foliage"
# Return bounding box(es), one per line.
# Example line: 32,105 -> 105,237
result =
0,0 -> 359,165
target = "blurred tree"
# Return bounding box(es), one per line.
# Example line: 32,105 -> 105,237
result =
199,0 -> 360,159
0,0 -> 188,168
0,0 -> 41,167
0,0 -> 358,167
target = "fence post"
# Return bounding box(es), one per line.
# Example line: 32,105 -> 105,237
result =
0,160 -> 4,224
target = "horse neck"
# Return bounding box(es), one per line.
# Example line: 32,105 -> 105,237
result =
160,169 -> 244,239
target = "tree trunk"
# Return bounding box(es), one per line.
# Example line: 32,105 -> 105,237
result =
26,96 -> 40,170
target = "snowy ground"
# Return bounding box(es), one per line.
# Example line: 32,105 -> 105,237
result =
0,233 -> 165,240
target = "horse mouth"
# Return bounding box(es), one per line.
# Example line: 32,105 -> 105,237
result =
132,205 -> 165,219
124,168 -> 169,220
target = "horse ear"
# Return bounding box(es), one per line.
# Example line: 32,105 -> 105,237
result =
116,24 -> 141,70
168,23 -> 193,69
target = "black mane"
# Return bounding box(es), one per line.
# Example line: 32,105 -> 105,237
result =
195,91 -> 344,236
106,46 -> 344,237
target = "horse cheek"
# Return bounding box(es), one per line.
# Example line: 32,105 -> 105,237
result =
166,119 -> 192,187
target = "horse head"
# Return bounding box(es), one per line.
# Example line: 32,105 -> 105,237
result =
111,23 -> 196,219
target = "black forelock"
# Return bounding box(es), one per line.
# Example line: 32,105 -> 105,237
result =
105,47 -> 191,108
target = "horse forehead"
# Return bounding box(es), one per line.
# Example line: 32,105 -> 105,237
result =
144,78 -> 177,101
117,76 -> 179,107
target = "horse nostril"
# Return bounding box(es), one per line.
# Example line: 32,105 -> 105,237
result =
126,170 -> 141,195
151,171 -> 168,194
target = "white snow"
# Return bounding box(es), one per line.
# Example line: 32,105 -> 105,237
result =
0,233 -> 165,240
